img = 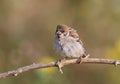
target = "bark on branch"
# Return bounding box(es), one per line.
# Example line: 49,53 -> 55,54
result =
0,58 -> 120,79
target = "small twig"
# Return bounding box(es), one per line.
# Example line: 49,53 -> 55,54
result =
0,58 -> 120,79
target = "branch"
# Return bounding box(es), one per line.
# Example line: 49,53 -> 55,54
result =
0,58 -> 120,79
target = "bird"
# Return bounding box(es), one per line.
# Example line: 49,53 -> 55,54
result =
53,24 -> 89,73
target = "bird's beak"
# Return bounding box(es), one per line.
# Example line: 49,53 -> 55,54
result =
56,31 -> 62,35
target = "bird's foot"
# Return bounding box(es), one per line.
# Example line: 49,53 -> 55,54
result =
76,56 -> 83,64
77,54 -> 90,64
56,59 -> 64,74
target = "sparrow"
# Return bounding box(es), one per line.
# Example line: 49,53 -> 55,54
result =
54,24 -> 88,58
53,24 -> 89,73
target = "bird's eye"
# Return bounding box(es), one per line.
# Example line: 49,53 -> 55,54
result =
60,30 -> 64,33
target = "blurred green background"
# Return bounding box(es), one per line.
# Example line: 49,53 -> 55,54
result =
0,0 -> 120,84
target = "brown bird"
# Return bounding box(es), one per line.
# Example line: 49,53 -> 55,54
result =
53,24 -> 89,73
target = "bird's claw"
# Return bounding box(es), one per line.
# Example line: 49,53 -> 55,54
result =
56,59 -> 63,74
76,56 -> 83,64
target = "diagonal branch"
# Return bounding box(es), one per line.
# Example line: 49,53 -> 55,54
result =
0,58 -> 120,79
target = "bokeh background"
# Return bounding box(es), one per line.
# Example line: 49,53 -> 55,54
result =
0,0 -> 120,84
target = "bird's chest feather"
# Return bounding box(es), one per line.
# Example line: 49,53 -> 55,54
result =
59,37 -> 84,57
